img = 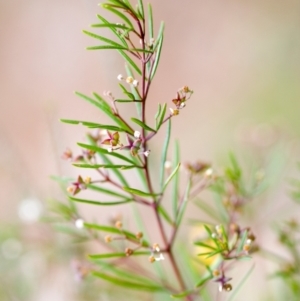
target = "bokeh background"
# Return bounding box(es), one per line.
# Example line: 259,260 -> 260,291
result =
0,0 -> 300,300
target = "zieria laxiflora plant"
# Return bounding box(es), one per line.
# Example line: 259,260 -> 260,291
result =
51,1 -> 265,300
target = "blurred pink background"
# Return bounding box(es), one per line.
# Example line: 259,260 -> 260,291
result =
1,0 -> 300,300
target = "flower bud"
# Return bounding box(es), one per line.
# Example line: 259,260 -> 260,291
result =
115,221 -> 122,229
125,248 -> 133,256
105,235 -> 112,243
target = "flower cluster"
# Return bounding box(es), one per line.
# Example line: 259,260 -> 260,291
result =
118,74 -> 139,87
170,86 -> 193,116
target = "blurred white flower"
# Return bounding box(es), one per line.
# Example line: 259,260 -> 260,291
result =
134,131 -> 141,139
132,79 -> 139,87
144,150 -> 151,157
18,197 -> 43,223
164,161 -> 172,169
75,218 -> 84,229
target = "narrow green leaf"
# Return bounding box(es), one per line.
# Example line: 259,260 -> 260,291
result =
118,50 -> 142,75
153,21 -> 164,49
176,178 -> 192,226
148,3 -> 154,40
227,264 -> 255,301
60,119 -> 126,132
102,6 -> 134,29
87,45 -> 128,51
237,229 -> 248,254
163,163 -> 181,192
60,119 -> 81,125
225,152 -> 242,182
123,186 -> 161,197
59,119 -> 98,128
172,140 -> 180,218
86,91 -> 111,110
84,222 -> 149,247
91,23 -> 132,31
53,224 -> 88,238
156,103 -> 167,131
87,184 -> 130,198
160,119 -> 171,190
203,225 -> 213,236
48,200 -> 75,219
95,14 -> 128,47
195,275 -> 213,288
194,242 -> 216,250
90,250 -> 149,259
121,0 -> 138,17
94,260 -> 157,285
137,0 -> 145,19
131,117 -> 156,132
154,103 -> 161,128
72,163 -> 139,169
105,0 -> 129,9
119,83 -> 135,99
78,142 -> 137,165
205,249 -> 224,258
150,34 -> 163,79
129,48 -> 153,53
115,99 -> 140,103
92,92 -> 134,134
220,224 -> 228,247
171,289 -> 195,299
83,30 -> 124,47
91,271 -> 164,291
90,252 -> 126,259
151,22 -> 164,79
157,205 -> 174,226
69,196 -> 132,206
74,91 -> 122,129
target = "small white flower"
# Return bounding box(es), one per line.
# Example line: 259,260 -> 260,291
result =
75,218 -> 85,229
164,161 -> 172,169
108,147 -> 113,153
204,168 -> 213,177
132,79 -> 139,87
144,150 -> 151,157
134,131 -> 141,139
179,102 -> 186,109
246,239 -> 252,245
117,74 -> 123,81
